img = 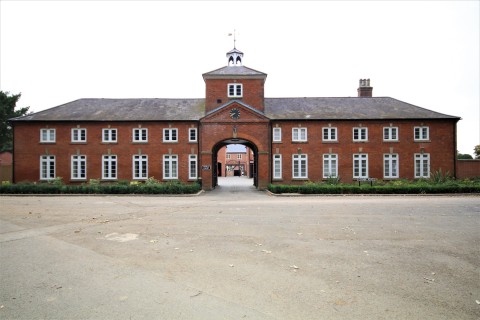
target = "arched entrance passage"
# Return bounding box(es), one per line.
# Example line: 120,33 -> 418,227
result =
211,138 -> 258,189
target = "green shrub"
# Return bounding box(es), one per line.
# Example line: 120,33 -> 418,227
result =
48,177 -> 64,186
145,176 -> 161,185
88,179 -> 100,185
325,176 -> 341,185
269,180 -> 480,195
116,179 -> 131,186
0,180 -> 201,195
429,169 -> 452,184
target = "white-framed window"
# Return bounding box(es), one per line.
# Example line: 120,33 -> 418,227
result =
163,154 -> 178,179
323,127 -> 337,142
323,154 -> 338,178
273,127 -> 282,142
40,129 -> 56,143
226,154 -> 231,159
414,153 -> 430,178
133,128 -> 148,143
71,128 -> 86,143
237,154 -> 242,159
273,154 -> 282,179
133,155 -> 148,179
292,128 -> 307,142
384,154 -> 399,178
102,155 -> 117,179
353,127 -> 368,141
383,127 -> 398,141
228,83 -> 243,98
189,128 -> 197,142
292,154 -> 308,179
189,155 -> 197,179
71,155 -> 86,180
102,128 -> 117,143
414,126 -> 429,141
40,155 -> 55,180
163,128 -> 178,142
353,154 -> 368,178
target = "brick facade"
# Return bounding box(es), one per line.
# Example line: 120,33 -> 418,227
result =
204,78 -> 265,113
270,119 -> 457,184
13,122 -> 199,183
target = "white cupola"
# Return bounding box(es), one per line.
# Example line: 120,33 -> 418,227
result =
226,48 -> 243,66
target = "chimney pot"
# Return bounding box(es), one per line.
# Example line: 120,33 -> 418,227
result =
358,79 -> 373,97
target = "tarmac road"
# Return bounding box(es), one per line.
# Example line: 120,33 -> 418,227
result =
0,178 -> 479,319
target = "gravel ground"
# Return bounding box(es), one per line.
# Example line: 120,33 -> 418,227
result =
0,178 -> 479,319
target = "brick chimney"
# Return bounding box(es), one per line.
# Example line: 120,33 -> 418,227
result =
357,79 -> 373,97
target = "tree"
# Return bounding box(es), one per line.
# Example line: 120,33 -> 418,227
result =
474,145 -> 480,160
457,153 -> 473,159
0,91 -> 30,152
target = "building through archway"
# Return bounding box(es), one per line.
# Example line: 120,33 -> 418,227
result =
216,144 -> 254,178
213,141 -> 256,188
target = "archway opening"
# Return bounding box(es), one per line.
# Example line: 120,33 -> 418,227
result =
212,139 -> 258,189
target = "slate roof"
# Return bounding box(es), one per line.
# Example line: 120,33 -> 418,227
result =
12,98 -> 206,122
11,96 -> 459,122
264,97 -> 459,120
202,65 -> 267,77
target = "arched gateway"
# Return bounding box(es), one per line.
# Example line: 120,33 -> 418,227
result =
199,105 -> 270,190
211,139 -> 258,188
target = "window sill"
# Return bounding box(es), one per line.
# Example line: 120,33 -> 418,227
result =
39,142 -> 56,144
353,140 -> 369,143
272,141 -> 282,144
70,142 -> 87,144
292,178 -> 309,181
102,142 -> 118,144
383,140 -> 399,143
291,141 -> 308,144
163,141 -> 179,144
132,142 -> 149,144
414,140 -> 431,143
188,141 -> 198,144
322,141 -> 338,144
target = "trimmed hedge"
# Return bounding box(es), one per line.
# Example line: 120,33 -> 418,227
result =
0,181 -> 201,195
268,182 -> 480,195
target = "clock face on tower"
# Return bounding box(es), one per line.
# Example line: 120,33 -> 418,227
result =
229,108 -> 240,119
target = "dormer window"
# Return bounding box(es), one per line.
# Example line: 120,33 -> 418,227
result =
228,83 -> 243,98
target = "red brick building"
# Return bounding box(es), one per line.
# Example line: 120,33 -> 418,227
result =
217,145 -> 254,177
10,47 -> 460,190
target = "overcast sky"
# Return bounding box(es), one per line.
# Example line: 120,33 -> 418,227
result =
1,0 -> 478,155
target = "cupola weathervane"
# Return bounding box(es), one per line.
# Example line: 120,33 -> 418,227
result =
227,30 -> 243,66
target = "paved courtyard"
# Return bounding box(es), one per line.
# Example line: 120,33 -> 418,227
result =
0,178 -> 479,319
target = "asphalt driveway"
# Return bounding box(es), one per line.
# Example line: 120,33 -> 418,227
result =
1,179 -> 479,319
